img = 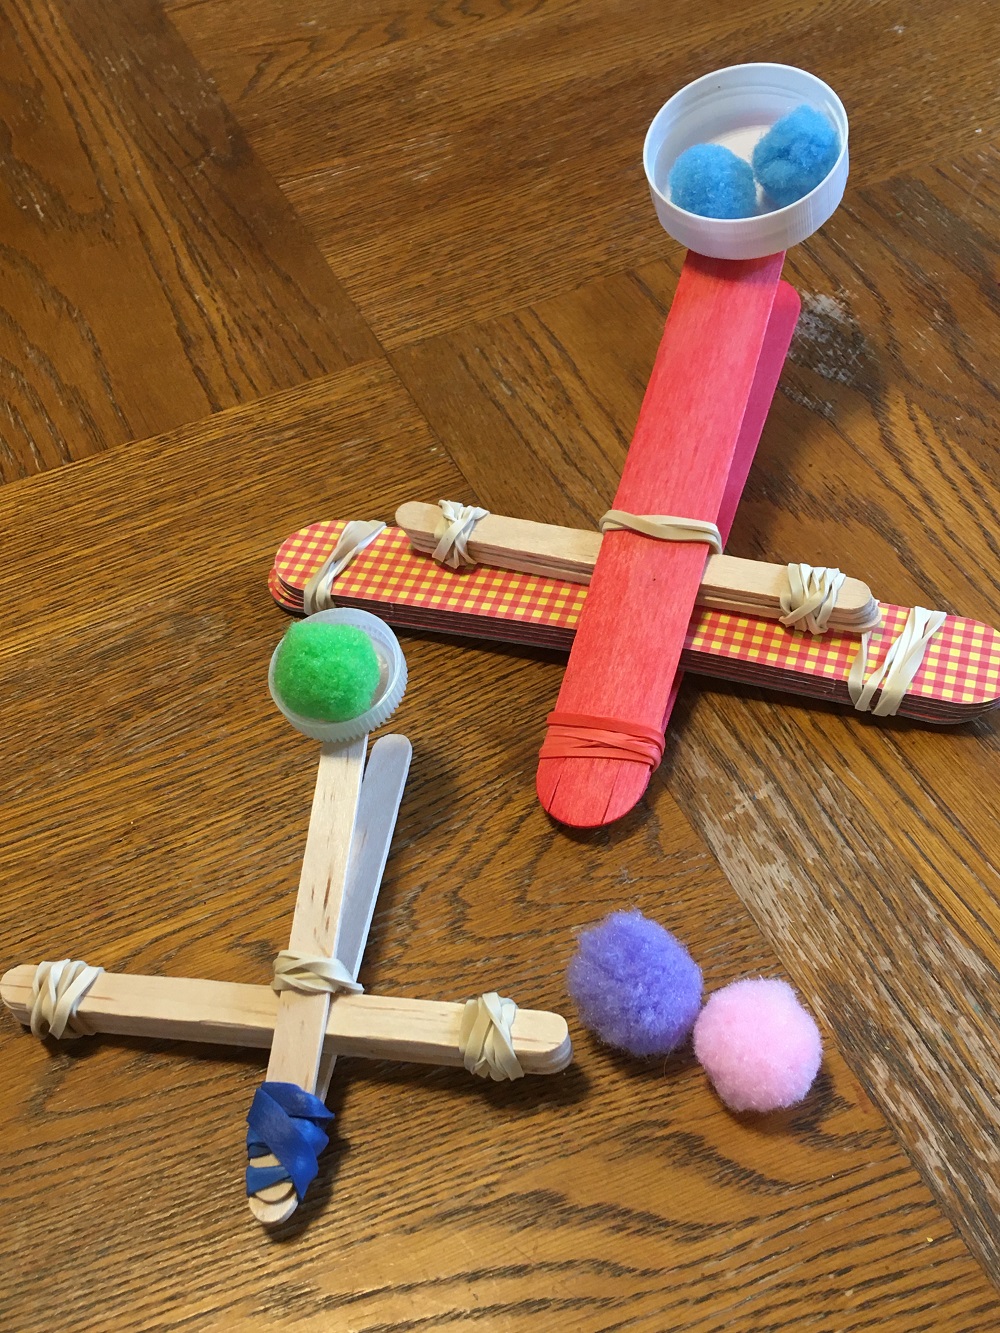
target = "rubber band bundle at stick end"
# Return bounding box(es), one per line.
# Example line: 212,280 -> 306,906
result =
538,713 -> 665,828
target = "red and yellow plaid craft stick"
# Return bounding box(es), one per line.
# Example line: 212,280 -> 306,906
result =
269,522 -> 1000,727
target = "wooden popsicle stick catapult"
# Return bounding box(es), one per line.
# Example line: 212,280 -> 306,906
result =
1,614 -> 572,1227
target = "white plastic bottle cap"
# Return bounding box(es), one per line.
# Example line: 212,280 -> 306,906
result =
643,63 -> 849,260
269,608 -> 408,742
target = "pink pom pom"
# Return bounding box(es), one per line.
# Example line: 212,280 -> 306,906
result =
693,978 -> 822,1112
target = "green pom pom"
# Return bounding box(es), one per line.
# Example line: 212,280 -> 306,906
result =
273,621 -> 381,722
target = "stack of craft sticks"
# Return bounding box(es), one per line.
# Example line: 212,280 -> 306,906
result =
268,517 -> 1000,725
397,502 -> 881,631
0,969 -> 572,1075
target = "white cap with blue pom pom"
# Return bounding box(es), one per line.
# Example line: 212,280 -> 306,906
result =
643,63 -> 849,260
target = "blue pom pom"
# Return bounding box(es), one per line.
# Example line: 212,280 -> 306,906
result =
567,910 -> 703,1057
668,144 -> 757,220
752,104 -> 840,209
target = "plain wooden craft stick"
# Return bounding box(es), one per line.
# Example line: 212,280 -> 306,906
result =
0,967 -> 572,1074
252,733 -> 413,1219
250,736 -> 366,1223
396,502 -> 879,632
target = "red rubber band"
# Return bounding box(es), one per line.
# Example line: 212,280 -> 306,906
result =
539,712 -> 665,770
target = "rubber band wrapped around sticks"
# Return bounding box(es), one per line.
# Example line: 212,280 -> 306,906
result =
598,509 -> 723,554
779,563 -> 846,635
458,992 -> 524,1081
245,1083 -> 334,1200
302,519 -> 386,614
539,713 -> 666,769
271,951 -> 363,996
848,606 -> 947,716
29,959 -> 104,1039
432,499 -> 490,569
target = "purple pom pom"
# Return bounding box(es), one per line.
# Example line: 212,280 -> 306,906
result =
693,978 -> 822,1112
567,910 -> 702,1057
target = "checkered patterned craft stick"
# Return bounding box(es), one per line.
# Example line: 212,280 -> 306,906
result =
270,522 -> 1000,723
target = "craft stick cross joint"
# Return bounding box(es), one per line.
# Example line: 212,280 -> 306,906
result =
2,727 -> 572,1227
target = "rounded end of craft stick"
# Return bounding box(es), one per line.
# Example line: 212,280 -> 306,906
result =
536,756 -> 653,828
0,966 -> 28,1013
269,609 -> 407,742
535,1019 -> 573,1074
249,1191 -> 300,1225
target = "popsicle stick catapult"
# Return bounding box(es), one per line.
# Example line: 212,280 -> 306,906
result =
2,617 -> 571,1227
266,67 -> 999,827
267,302 -> 1000,814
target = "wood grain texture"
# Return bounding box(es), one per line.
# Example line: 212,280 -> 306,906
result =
4,0 -> 1000,1321
0,0 -> 378,481
169,0 -> 1000,346
390,144 -> 1000,1278
1,367 -> 996,1328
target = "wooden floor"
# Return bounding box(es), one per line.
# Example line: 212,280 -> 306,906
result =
1,0 -> 998,1327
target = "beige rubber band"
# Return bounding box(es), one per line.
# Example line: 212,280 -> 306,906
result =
599,509 -> 723,555
458,992 -> 524,1081
779,563 -> 847,635
271,951 -> 364,996
302,520 -> 386,615
847,606 -> 947,716
432,500 -> 490,569
29,960 -> 104,1039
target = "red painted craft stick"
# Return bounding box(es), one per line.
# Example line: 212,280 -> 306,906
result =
657,279 -> 802,734
537,251 -> 786,828
715,281 -> 801,547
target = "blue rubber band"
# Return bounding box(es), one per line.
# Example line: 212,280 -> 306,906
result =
245,1081 -> 335,1200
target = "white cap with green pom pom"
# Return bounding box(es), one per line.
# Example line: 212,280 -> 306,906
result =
269,608 -> 408,743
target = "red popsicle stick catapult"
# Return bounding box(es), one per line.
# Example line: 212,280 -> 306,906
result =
534,65 -> 850,826
266,65 -> 1000,826
270,256 -> 807,832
